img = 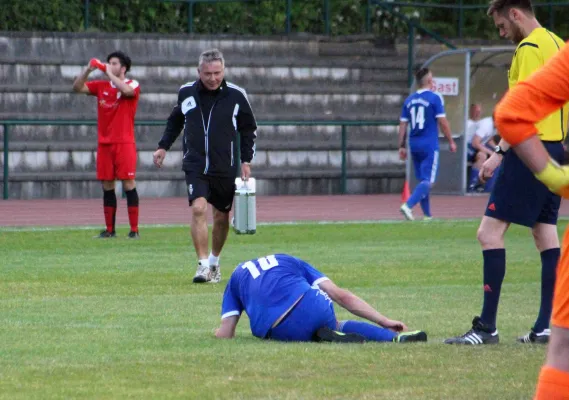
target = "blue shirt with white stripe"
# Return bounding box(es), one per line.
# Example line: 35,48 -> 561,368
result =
400,89 -> 445,151
221,254 -> 329,339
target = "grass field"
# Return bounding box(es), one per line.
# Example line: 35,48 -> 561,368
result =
0,220 -> 562,399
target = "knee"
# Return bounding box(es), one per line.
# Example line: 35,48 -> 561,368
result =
477,226 -> 497,248
122,179 -> 136,191
101,181 -> 115,191
421,180 -> 433,189
191,199 -> 208,218
213,211 -> 230,226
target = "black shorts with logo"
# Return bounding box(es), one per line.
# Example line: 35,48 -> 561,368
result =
484,141 -> 564,227
185,171 -> 236,213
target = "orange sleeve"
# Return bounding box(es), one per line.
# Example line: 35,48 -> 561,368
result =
494,41 -> 569,146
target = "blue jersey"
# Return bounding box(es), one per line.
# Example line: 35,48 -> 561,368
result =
400,89 -> 445,151
221,254 -> 330,339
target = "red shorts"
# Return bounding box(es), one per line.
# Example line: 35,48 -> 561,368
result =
96,143 -> 137,181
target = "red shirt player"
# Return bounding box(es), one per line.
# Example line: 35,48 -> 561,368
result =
72,51 -> 141,239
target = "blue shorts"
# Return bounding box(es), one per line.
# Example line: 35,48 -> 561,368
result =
485,141 -> 565,227
411,149 -> 439,183
266,286 -> 337,342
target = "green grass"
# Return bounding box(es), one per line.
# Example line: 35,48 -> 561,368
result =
0,220 -> 560,399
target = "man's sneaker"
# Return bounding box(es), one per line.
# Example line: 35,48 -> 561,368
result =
400,203 -> 415,221
517,328 -> 550,344
127,231 -> 140,239
94,230 -> 116,239
444,316 -> 499,345
423,216 -> 433,222
312,326 -> 366,343
193,262 -> 210,283
394,330 -> 428,343
209,265 -> 221,283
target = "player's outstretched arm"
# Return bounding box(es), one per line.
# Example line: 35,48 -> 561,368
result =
318,280 -> 407,332
215,315 -> 240,339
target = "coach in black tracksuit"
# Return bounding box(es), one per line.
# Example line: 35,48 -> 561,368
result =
153,49 -> 257,285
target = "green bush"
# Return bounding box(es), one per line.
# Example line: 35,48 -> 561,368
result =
0,0 -> 568,39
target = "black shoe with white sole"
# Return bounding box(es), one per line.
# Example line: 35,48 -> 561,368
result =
444,316 -> 499,345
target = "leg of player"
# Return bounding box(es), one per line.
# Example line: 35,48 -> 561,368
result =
123,179 -> 140,239
445,216 -> 509,344
468,152 -> 487,192
337,320 -> 427,343
98,180 -> 117,238
209,207 -> 230,283
518,222 -> 560,344
191,197 -> 210,283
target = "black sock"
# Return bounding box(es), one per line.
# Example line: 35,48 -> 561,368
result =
103,189 -> 117,233
533,248 -> 559,332
480,249 -> 506,330
125,188 -> 139,207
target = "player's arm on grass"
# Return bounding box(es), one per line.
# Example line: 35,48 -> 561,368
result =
72,62 -> 97,94
215,278 -> 244,339
318,280 -> 407,332
215,315 -> 240,339
494,44 -> 569,192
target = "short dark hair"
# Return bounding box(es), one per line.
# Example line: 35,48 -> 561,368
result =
487,0 -> 533,16
106,51 -> 132,73
415,67 -> 430,84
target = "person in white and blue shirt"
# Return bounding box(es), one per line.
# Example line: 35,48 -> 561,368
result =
398,68 -> 457,221
215,253 -> 427,343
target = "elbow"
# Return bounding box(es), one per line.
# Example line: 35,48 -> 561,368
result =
122,88 -> 135,97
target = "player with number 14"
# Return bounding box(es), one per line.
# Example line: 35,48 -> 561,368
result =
397,68 -> 457,221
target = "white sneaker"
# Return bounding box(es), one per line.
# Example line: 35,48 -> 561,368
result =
400,203 -> 415,221
193,262 -> 210,283
209,265 -> 221,283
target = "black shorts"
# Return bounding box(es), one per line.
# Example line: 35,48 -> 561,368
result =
484,141 -> 565,227
184,171 -> 236,213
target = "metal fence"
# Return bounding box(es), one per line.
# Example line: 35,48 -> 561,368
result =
0,119 -> 399,200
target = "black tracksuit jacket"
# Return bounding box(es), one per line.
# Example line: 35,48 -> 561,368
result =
158,79 -> 257,177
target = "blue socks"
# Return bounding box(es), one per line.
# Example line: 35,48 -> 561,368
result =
406,181 -> 430,210
338,320 -> 396,342
480,249 -> 506,330
420,195 -> 431,218
533,248 -> 560,332
468,168 -> 480,190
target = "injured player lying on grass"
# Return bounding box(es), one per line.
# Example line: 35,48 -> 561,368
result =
215,253 -> 427,343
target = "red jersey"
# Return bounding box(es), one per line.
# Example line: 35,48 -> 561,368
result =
86,79 -> 140,144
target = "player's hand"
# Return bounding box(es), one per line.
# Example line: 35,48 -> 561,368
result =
449,140 -> 457,153
479,153 -> 503,183
535,160 -> 569,199
153,149 -> 166,168
241,162 -> 251,181
398,147 -> 407,161
381,319 -> 408,332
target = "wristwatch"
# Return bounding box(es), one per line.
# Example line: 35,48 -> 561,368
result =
494,145 -> 506,155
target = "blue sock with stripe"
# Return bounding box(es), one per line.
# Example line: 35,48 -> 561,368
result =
420,195 -> 431,217
406,181 -> 430,209
338,320 -> 396,342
